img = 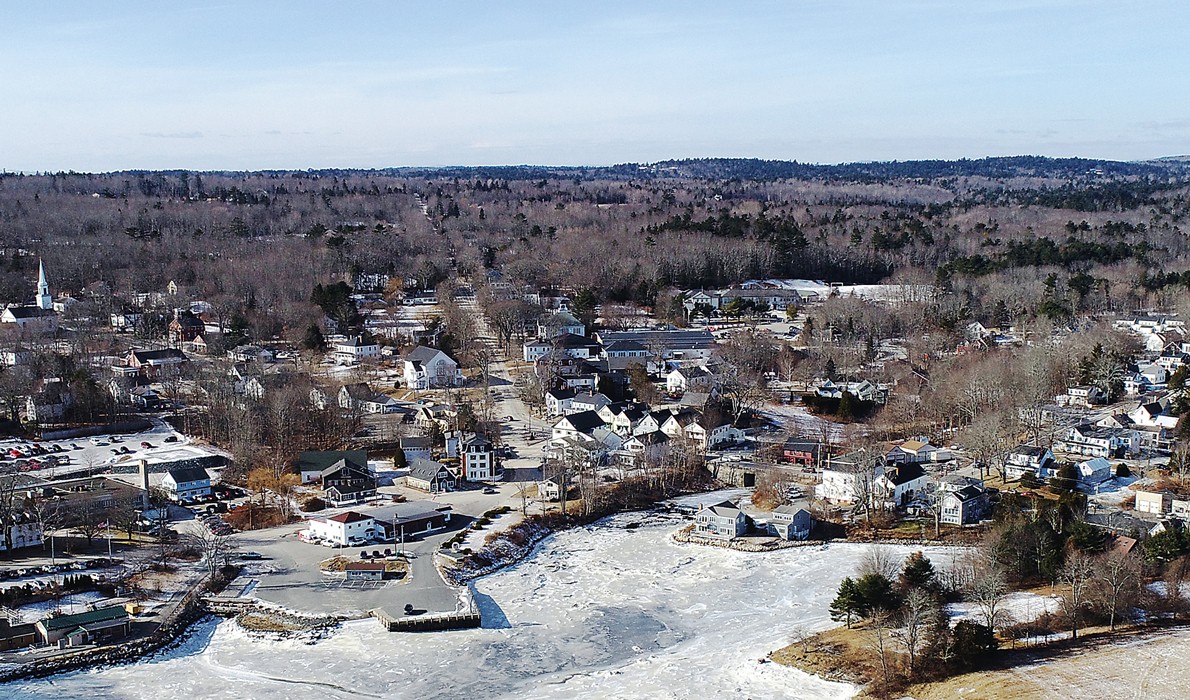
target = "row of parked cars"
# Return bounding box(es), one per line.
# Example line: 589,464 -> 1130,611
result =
0,557 -> 118,581
199,512 -> 236,537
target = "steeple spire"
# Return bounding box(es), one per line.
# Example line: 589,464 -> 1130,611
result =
36,258 -> 52,310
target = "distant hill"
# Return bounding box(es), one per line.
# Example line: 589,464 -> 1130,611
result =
89,155 -> 1190,183
382,155 -> 1182,183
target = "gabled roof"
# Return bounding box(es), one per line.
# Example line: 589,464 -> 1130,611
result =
632,431 -> 669,446
3,306 -> 55,319
130,348 -> 187,363
558,410 -> 606,433
703,500 -> 744,518
298,450 -> 368,473
547,388 -> 577,401
604,339 -> 649,353
881,462 -> 925,486
462,433 -> 492,447
570,392 -> 612,408
1011,444 -> 1050,458
405,345 -> 450,364
408,458 -> 453,481
166,466 -> 209,484
345,561 -> 388,571
948,485 -> 985,503
320,459 -> 372,480
772,503 -> 810,516
551,333 -> 601,349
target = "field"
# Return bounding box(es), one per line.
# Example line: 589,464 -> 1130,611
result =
908,627 -> 1190,700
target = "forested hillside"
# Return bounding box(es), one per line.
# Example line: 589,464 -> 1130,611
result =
1,156 -> 1189,343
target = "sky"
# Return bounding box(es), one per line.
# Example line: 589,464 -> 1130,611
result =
2,1 -> 1188,171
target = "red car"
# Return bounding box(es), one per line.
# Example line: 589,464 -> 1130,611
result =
8,449 -> 22,458
140,442 -> 152,449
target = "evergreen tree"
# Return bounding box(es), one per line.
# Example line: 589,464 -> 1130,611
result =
302,324 -> 326,351
900,551 -> 937,591
830,577 -> 864,628
836,391 -> 855,421
856,573 -> 898,613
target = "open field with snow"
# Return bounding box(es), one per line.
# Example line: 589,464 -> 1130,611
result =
909,627 -> 1190,700
4,495 -> 958,699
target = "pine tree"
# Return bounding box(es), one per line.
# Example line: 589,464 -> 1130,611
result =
830,577 -> 864,628
900,551 -> 937,591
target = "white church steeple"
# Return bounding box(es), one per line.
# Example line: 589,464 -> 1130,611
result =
36,259 -> 52,310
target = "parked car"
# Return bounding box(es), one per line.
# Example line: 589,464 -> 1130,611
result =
164,436 -> 178,443
482,487 -> 497,494
140,441 -> 152,449
239,551 -> 263,560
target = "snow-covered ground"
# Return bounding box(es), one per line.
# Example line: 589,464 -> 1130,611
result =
945,591 -> 1060,626
761,403 -> 852,442
4,496 -> 952,699
13,591 -> 109,623
742,279 -> 936,304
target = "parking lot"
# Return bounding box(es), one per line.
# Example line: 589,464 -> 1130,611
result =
0,419 -> 225,481
230,515 -> 468,617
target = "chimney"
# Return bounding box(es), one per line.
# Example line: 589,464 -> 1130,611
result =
139,459 -> 150,506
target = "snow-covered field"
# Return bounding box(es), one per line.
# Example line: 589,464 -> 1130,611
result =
4,497 -> 952,699
742,279 -> 936,304
945,591 -> 1060,626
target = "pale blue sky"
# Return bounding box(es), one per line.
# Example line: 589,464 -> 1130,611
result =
2,1 -> 1187,171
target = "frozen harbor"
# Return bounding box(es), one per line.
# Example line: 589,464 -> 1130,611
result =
5,501 -> 951,699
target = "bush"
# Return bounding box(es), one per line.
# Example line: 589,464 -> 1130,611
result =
1115,463 -> 1131,478
302,497 -> 326,512
951,621 -> 997,669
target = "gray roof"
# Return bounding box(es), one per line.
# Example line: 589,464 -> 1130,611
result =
407,458 -> 453,481
559,410 -> 606,433
772,504 -> 810,516
298,450 -> 368,473
948,485 -> 985,503
166,466 -> 209,484
4,306 -> 54,319
704,500 -> 744,518
405,345 -> 449,364
597,328 -> 716,351
604,339 -> 649,352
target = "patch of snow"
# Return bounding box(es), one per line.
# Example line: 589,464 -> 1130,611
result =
946,591 -> 1060,626
13,591 -> 109,623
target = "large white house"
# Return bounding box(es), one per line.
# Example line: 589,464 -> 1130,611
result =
460,433 -> 498,481
1054,423 -> 1138,459
1004,445 -> 1056,480
665,365 -> 715,394
333,335 -> 380,365
161,466 -> 212,502
403,346 -> 463,389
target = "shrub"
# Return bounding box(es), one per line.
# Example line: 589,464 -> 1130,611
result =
1115,463 -> 1131,478
302,497 -> 326,512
